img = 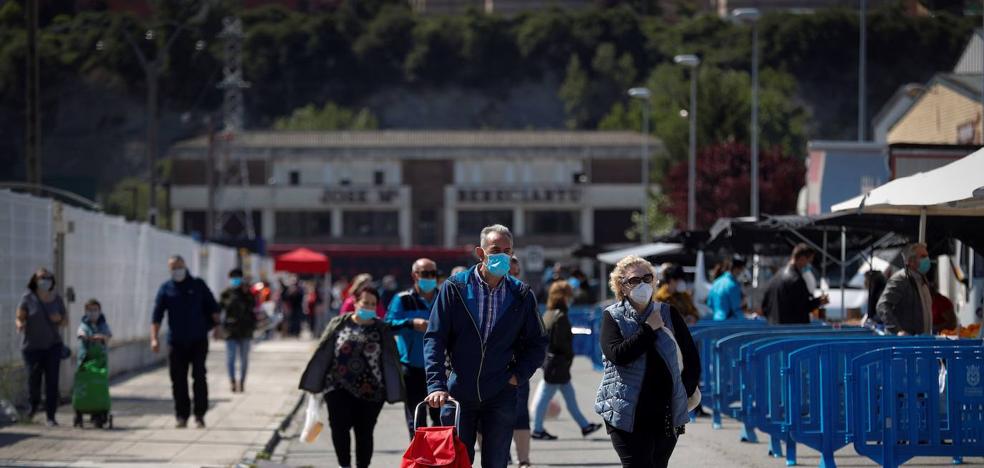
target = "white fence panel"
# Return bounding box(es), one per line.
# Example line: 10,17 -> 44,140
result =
0,191 -> 54,365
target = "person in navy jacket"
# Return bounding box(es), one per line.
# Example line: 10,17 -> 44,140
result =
424,224 -> 547,468
150,255 -> 220,429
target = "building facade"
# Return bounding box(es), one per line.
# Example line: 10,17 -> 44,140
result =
167,130 -> 658,262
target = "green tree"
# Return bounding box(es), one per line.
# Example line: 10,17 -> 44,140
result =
599,63 -> 810,167
273,102 -> 379,131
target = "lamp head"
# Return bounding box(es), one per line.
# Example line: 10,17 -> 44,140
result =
731,8 -> 761,22
673,54 -> 701,67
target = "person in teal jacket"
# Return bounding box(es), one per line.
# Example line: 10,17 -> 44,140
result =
707,256 -> 747,321
385,257 -> 440,439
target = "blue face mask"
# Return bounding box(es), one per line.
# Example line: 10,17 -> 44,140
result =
917,257 -> 931,275
418,278 -> 437,294
230,278 -> 243,287
485,252 -> 512,277
568,278 -> 581,289
355,308 -> 377,321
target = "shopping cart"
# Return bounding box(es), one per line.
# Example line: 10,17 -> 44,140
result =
401,399 -> 470,468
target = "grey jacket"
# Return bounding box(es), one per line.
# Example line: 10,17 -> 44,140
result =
298,314 -> 405,403
876,269 -> 928,335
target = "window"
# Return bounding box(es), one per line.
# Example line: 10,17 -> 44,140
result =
275,211 -> 332,241
374,170 -> 385,186
288,170 -> 300,186
457,210 -> 513,237
343,211 -> 399,237
594,209 -> 635,245
525,210 -> 579,235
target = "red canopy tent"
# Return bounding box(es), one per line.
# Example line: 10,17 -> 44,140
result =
274,248 -> 331,274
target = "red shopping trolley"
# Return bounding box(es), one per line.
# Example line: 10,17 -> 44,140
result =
401,399 -> 471,468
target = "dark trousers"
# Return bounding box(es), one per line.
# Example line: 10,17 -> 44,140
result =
168,339 -> 209,420
403,365 -> 441,439
448,385 -> 517,468
607,424 -> 678,468
22,344 -> 61,420
325,389 -> 384,468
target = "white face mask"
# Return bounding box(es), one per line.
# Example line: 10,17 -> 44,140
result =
675,281 -> 688,293
628,283 -> 654,304
171,268 -> 187,282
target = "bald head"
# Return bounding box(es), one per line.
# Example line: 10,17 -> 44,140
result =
412,258 -> 436,274
412,258 -> 439,294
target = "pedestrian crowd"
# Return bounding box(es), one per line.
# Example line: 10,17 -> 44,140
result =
294,224 -> 704,468
22,226 -> 956,468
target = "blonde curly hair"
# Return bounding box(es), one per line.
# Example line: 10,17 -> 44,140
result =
608,255 -> 657,302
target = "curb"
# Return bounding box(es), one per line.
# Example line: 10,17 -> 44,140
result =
242,392 -> 305,467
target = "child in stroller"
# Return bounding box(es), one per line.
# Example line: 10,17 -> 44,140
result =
73,299 -> 113,429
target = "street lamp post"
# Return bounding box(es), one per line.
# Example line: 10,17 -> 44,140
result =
858,0 -> 867,141
674,54 -> 701,231
732,8 -> 761,219
628,87 -> 652,244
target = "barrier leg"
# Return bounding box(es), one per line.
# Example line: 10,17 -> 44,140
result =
740,421 -> 758,443
953,457 -> 964,465
713,395 -> 722,429
818,450 -> 837,468
768,434 -> 783,457
785,433 -> 797,466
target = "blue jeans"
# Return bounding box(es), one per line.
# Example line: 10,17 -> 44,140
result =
225,338 -> 251,383
531,380 -> 590,433
446,385 -> 516,468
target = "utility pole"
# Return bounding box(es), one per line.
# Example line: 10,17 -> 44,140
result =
25,0 -> 41,194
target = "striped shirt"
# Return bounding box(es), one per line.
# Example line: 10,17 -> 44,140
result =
472,268 -> 508,342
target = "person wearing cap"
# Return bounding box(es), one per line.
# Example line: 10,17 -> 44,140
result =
706,256 -> 747,321
656,264 -> 700,325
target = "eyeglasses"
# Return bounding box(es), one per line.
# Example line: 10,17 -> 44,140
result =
417,270 -> 438,279
623,274 -> 654,286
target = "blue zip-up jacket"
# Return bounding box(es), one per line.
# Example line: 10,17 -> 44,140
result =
424,266 -> 547,402
385,289 -> 434,369
707,272 -> 743,321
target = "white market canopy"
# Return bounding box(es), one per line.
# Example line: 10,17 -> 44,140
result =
596,243 -> 683,265
832,148 -> 984,216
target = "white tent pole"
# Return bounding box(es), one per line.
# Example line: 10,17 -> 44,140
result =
918,207 -> 927,243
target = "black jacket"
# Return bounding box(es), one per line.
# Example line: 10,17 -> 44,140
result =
541,308 -> 574,384
762,265 -> 822,324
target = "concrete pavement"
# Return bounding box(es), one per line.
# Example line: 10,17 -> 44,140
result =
0,338 -> 311,467
1,337 -> 981,467
277,358 -> 984,468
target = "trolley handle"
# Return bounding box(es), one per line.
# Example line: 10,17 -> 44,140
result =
414,399 -> 461,432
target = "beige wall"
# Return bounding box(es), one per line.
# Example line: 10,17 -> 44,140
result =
888,83 -> 983,144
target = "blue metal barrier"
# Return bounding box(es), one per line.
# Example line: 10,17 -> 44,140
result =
691,322 -> 811,424
783,338 -> 979,468
567,306 -> 603,370
739,334 -> 879,459
712,328 -> 865,432
851,345 -> 984,468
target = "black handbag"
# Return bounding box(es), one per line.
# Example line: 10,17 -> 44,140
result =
542,352 -> 572,384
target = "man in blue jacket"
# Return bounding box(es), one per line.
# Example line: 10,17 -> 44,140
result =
151,255 -> 220,429
386,257 -> 439,439
424,225 -> 547,468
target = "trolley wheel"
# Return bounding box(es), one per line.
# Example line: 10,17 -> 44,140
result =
107,415 -> 113,430
73,411 -> 83,428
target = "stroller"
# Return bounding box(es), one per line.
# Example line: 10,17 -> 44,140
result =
401,400 -> 470,468
72,342 -> 112,429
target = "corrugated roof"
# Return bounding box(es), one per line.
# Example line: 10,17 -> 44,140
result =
173,130 -> 659,150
